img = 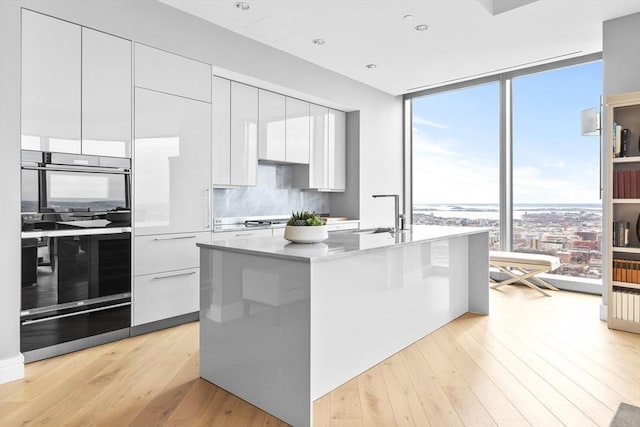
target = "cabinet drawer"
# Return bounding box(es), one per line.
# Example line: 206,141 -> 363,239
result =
327,221 -> 359,232
133,268 -> 199,326
212,228 -> 272,241
134,43 -> 211,102
135,232 -> 210,276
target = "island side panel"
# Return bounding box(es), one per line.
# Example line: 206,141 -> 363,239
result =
310,236 -> 473,399
468,231 -> 490,314
199,247 -> 312,427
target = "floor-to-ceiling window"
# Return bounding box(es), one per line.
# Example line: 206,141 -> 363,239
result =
411,82 -> 501,249
407,55 -> 603,286
512,62 -> 603,279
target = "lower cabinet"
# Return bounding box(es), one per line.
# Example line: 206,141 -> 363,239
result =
133,268 -> 199,326
212,228 -> 273,241
133,231 -> 210,326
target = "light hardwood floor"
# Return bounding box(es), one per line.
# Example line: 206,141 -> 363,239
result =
1,285 -> 639,426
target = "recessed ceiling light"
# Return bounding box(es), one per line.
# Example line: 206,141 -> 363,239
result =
234,2 -> 250,10
366,64 -> 377,69
312,39 -> 325,46
403,14 -> 414,20
414,24 -> 429,31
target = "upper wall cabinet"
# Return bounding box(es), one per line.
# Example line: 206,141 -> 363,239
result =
21,10 -> 81,154
134,43 -> 211,102
285,98 -> 310,164
308,104 -> 329,188
328,109 -> 346,190
212,76 -> 231,185
212,77 -> 258,187
293,107 -> 346,191
82,28 -> 132,157
230,82 -> 258,186
21,10 -> 132,157
258,90 -> 286,162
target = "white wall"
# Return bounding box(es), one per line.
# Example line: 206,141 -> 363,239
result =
0,1 -> 23,384
0,0 -> 402,381
603,12 -> 640,97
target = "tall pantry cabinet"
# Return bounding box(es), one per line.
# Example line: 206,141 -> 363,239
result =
133,44 -> 212,327
605,91 -> 640,334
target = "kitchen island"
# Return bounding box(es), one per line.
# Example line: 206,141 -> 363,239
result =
197,225 -> 489,426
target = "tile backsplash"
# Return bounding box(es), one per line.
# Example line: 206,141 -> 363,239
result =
213,163 -> 329,218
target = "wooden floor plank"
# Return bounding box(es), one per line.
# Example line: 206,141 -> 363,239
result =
356,364 -> 397,426
399,344 -> 464,427
329,377 -> 364,426
417,334 -> 497,426
444,316 -> 564,427
379,353 -> 431,426
430,325 -> 529,426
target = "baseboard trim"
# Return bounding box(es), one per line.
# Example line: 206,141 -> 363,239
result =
0,353 -> 25,384
130,311 -> 199,337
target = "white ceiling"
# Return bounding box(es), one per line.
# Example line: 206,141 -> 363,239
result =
158,0 -> 640,96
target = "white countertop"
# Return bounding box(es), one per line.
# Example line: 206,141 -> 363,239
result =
198,225 -> 488,263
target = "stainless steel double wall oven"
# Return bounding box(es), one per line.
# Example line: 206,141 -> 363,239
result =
20,150 -> 132,361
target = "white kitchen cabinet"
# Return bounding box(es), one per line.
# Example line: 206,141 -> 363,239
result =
293,108 -> 346,191
212,76 -> 231,185
309,104 -> 329,188
258,90 -> 286,162
134,43 -> 211,102
329,109 -> 346,190
134,232 -> 210,276
21,10 -> 81,154
134,87 -> 211,235
82,28 -> 132,157
133,268 -> 199,326
230,82 -> 258,186
285,98 -> 310,164
212,228 -> 273,241
212,78 -> 258,187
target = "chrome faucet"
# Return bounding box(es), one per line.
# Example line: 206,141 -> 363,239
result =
372,194 -> 404,231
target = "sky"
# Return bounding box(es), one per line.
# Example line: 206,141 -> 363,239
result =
412,61 -> 602,205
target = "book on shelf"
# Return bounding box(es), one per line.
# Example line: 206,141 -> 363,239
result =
613,221 -> 630,247
613,169 -> 640,199
611,286 -> 640,322
612,123 -> 630,158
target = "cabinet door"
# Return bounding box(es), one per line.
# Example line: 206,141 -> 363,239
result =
134,43 -> 211,102
230,82 -> 258,186
211,228 -> 272,241
134,231 -> 210,276
329,109 -> 346,191
309,104 -> 329,188
258,90 -> 286,162
134,88 -> 211,235
285,97 -> 310,164
212,76 -> 231,186
82,28 -> 132,157
21,10 -> 81,154
133,268 -> 199,326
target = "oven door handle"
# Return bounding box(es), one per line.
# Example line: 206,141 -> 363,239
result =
21,302 -> 131,326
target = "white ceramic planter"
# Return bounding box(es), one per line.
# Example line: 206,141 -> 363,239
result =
283,225 -> 328,244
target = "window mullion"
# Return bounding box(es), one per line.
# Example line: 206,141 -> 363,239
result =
500,75 -> 513,251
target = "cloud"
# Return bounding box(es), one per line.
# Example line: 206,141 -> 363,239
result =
413,115 -> 448,129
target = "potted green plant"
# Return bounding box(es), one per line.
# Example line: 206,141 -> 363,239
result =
284,211 -> 328,243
